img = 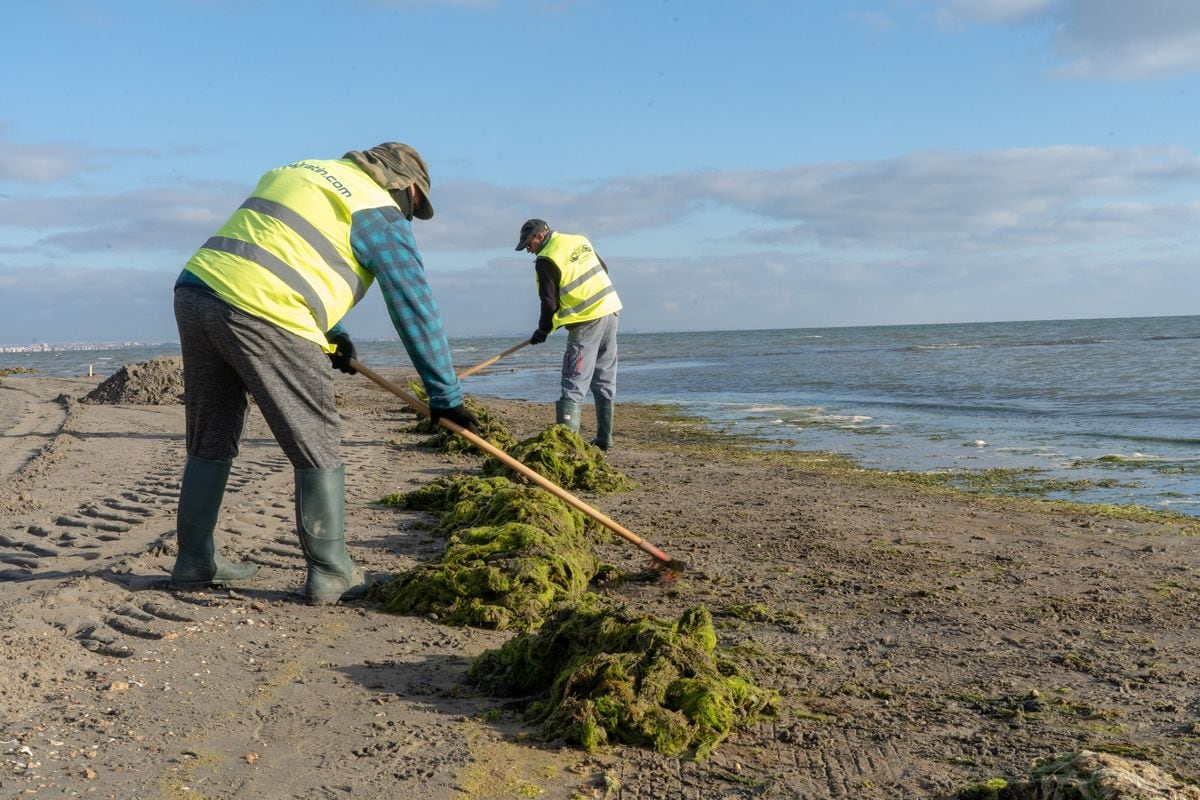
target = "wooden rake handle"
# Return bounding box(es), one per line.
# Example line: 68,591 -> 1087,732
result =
456,339 -> 531,379
349,358 -> 675,567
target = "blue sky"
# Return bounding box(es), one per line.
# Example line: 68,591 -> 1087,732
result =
2,0 -> 1200,344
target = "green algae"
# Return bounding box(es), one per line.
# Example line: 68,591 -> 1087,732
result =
895,467 -> 1121,497
717,602 -> 804,625
380,475 -> 508,514
376,521 -> 599,631
379,475 -> 599,539
0,367 -> 39,377
549,401 -> 1199,534
375,473 -> 616,630
469,600 -> 777,760
958,778 -> 1007,799
994,750 -> 1200,799
406,383 -> 517,453
373,406 -> 773,760
481,425 -> 636,494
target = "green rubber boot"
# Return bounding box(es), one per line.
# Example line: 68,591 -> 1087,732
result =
171,456 -> 259,588
556,398 -> 582,433
593,398 -> 614,451
295,466 -> 367,605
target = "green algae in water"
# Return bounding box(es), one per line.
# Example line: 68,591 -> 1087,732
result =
482,425 -> 635,494
899,467 -> 1120,497
377,521 -> 598,631
379,475 -> 600,539
469,601 -> 777,760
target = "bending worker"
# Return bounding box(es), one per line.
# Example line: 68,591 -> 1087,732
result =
515,218 -> 622,450
172,142 -> 478,604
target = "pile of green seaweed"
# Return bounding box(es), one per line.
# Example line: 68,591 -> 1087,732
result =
482,424 -> 635,494
377,476 -> 599,630
470,600 -> 777,760
409,392 -> 516,453
375,412 -> 775,760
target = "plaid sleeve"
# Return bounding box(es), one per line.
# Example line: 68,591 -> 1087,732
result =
350,206 -> 463,409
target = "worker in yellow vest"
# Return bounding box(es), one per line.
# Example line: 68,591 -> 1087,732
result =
515,219 -> 622,449
172,142 -> 478,604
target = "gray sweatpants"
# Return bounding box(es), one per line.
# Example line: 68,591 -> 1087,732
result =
174,287 -> 341,470
560,312 -> 618,403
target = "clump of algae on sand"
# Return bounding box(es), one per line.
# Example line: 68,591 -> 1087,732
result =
375,476 -> 601,630
375,428 -> 774,761
380,476 -> 600,540
469,600 -> 778,760
406,384 -> 516,453
967,749 -> 1200,799
482,425 -> 635,494
376,521 -> 598,630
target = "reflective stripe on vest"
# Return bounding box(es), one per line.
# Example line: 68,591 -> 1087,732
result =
183,159 -> 386,348
536,233 -> 622,328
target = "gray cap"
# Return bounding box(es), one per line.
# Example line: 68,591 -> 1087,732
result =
515,218 -> 549,251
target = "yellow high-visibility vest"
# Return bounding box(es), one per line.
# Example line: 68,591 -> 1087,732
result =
536,233 -> 622,329
184,159 -> 390,350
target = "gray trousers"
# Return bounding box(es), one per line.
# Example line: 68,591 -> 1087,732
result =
560,312 -> 618,403
174,287 -> 341,470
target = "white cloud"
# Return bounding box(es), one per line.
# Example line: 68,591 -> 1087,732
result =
929,0 -> 1200,79
721,146 -> 1200,252
5,145 -> 1197,272
932,0 -> 1053,25
1054,0 -> 1200,79
358,0 -> 494,5
424,145 -> 1200,257
0,130 -> 159,185
0,140 -> 92,183
846,10 -> 896,32
4,229 -> 1198,344
418,177 -> 694,252
416,244 -> 1200,334
0,265 -> 178,344
4,143 -> 1198,340
0,183 -> 246,255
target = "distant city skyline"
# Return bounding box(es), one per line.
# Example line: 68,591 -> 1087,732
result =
3,0 -> 1199,343
0,341 -> 169,353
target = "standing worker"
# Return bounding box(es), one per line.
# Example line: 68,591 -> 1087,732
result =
172,142 -> 478,604
515,219 -> 622,449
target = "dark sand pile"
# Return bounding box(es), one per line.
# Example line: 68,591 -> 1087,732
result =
81,357 -> 185,405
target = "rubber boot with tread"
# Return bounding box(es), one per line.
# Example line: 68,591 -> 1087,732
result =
593,398 -> 614,451
295,466 -> 367,605
171,456 -> 259,588
556,398 -> 582,433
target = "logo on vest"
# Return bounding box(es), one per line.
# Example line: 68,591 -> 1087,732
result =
284,161 -> 353,198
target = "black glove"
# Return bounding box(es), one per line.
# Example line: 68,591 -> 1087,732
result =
327,330 -> 357,374
430,404 -> 480,434
530,328 -> 549,345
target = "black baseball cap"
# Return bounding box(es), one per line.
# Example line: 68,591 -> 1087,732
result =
514,218 -> 549,251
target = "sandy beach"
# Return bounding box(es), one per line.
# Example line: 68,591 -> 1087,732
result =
1,366 -> 1198,799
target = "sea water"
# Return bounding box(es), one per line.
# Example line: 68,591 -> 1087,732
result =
5,315 -> 1198,514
